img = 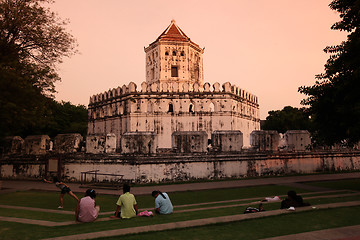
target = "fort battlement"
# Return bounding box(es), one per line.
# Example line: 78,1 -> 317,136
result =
88,81 -> 259,121
89,81 -> 258,105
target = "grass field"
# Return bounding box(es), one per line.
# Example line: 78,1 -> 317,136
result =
0,179 -> 359,240
101,207 -> 360,240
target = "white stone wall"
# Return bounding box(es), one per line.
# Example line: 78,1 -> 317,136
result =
284,130 -> 311,151
105,133 -> 117,153
64,163 -> 137,182
86,135 -> 106,154
60,152 -> 360,183
172,131 -> 208,153
212,131 -> 243,152
1,164 -> 45,179
88,82 -> 260,149
2,152 -> 360,182
250,130 -> 280,151
121,132 -> 158,154
24,135 -> 50,155
54,134 -> 83,154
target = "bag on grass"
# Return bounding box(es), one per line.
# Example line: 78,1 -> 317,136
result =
137,210 -> 154,217
243,207 -> 260,214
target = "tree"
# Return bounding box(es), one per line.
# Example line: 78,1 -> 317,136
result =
299,0 -> 360,146
41,101 -> 88,138
0,0 -> 78,139
262,106 -> 312,134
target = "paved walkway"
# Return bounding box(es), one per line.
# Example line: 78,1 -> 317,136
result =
1,172 -> 360,196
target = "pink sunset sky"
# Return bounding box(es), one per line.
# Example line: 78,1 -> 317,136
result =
51,0 -> 346,119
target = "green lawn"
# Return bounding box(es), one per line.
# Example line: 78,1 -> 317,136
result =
304,179 -> 360,191
0,180 -> 358,240
99,206 -> 360,240
0,184 -> 308,212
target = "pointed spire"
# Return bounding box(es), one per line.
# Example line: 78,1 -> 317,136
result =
156,20 -> 190,42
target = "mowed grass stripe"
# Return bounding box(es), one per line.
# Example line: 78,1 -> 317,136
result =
0,184 -> 311,212
95,205 -> 360,240
41,201 -> 360,240
0,192 -> 359,225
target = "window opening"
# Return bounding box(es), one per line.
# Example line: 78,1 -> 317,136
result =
209,102 -> 215,112
189,103 -> 194,113
171,66 -> 178,77
168,103 -> 174,112
151,68 -> 154,80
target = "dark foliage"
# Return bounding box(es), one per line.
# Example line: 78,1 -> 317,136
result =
299,0 -> 360,146
0,0 -> 85,140
262,106 -> 312,134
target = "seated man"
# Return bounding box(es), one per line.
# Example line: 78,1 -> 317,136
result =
281,190 -> 310,209
111,184 -> 138,219
152,190 -> 173,214
76,189 -> 99,222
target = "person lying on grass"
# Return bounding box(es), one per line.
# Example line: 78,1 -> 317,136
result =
43,176 -> 79,209
280,190 -> 310,209
152,190 -> 173,214
110,184 -> 138,219
76,189 -> 100,222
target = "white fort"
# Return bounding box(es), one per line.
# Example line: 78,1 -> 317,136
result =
87,20 -> 260,151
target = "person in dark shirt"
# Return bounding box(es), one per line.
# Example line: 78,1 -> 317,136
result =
44,176 -> 79,209
280,190 -> 310,209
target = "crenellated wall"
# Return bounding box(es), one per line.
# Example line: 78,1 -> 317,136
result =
88,81 -> 259,106
88,81 -> 260,149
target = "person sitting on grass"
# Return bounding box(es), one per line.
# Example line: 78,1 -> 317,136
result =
44,176 -> 79,209
152,190 -> 173,214
110,184 -> 138,219
280,190 -> 310,209
76,189 -> 100,222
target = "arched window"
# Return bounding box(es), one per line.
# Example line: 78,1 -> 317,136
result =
209,102 -> 215,112
172,51 -> 176,56
165,51 -> 169,56
168,103 -> 174,113
181,51 -> 184,56
189,103 -> 194,113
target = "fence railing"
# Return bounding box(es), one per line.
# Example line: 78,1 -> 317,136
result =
80,170 -> 124,187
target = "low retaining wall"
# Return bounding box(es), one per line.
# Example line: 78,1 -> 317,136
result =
1,151 -> 359,183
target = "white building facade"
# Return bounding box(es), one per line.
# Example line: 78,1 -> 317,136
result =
87,20 -> 260,151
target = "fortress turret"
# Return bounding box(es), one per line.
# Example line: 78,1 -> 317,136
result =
144,20 -> 204,88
